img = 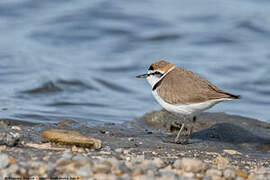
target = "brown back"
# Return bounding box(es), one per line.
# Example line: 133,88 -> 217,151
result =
156,67 -> 240,104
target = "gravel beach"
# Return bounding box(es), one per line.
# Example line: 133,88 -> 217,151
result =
0,110 -> 270,179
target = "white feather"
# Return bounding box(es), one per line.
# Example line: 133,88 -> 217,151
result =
152,89 -> 232,116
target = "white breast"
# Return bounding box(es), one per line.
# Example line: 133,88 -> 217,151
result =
152,90 -> 230,116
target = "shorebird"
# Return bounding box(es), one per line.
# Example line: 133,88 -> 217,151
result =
136,60 -> 240,144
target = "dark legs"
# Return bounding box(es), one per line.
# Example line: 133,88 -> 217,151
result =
174,116 -> 196,144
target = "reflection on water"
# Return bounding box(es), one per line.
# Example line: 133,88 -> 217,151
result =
0,0 -> 269,125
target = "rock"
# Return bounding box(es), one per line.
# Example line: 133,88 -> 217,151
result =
112,162 -> 129,176
11,126 -> 22,131
223,168 -> 236,179
0,125 -> 20,146
152,158 -> 164,168
0,120 -> 11,126
61,152 -> 73,159
72,154 -> 87,161
132,168 -> 145,176
41,129 -> 102,149
57,119 -> 78,127
183,172 -> 195,178
205,168 -> 222,178
93,164 -> 111,174
128,137 -> 134,141
93,174 -> 119,180
158,172 -> 180,180
212,155 -> 229,169
235,177 -> 245,180
76,164 -> 92,177
174,158 -> 205,173
223,149 -> 242,155
115,148 -> 123,153
235,169 -> 248,179
133,175 -> 155,180
0,153 -> 10,169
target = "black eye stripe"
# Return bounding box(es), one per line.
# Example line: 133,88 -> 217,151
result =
149,71 -> 163,76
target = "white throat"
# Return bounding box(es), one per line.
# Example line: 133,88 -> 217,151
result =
146,65 -> 175,89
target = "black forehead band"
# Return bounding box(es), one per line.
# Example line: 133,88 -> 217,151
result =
148,65 -> 154,70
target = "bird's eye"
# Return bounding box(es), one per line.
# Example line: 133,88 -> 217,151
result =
153,71 -> 163,77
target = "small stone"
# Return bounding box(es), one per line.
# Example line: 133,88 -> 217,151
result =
0,153 -> 10,169
38,165 -> 46,175
93,164 -> 111,174
0,145 -> 7,151
128,137 -> 134,141
123,149 -> 131,154
42,156 -> 50,161
174,158 -> 205,173
0,125 -> 20,146
77,164 -> 92,177
205,168 -> 222,177
212,155 -> 229,169
72,154 -> 87,161
153,158 -> 164,168
103,146 -> 111,151
223,149 -> 242,155
133,168 -> 144,176
62,152 -> 73,159
133,175 -> 155,180
223,169 -> 236,179
8,164 -> 19,175
183,172 -> 195,178
235,169 -> 248,179
235,177 -> 245,180
0,120 -> 11,126
156,146 -> 164,150
57,119 -> 77,127
115,148 -> 123,153
11,126 -> 22,131
112,162 -> 128,176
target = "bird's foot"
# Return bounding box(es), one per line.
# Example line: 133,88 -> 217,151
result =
174,135 -> 190,144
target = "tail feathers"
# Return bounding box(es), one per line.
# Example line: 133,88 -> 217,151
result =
223,92 -> 241,100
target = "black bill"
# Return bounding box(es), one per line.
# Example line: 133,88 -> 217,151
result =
136,73 -> 149,78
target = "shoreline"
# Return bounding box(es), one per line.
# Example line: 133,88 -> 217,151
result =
0,110 -> 270,179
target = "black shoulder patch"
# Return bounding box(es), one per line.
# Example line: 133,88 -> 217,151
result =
148,65 -> 154,70
152,78 -> 163,91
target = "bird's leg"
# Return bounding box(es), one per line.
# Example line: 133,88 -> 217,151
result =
175,116 -> 195,144
175,122 -> 185,143
187,116 -> 196,138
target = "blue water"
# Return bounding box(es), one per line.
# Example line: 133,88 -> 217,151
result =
0,0 -> 269,125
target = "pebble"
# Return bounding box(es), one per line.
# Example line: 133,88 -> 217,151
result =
0,153 -> 10,169
205,168 -> 222,177
0,125 -> 21,146
153,158 -> 164,168
235,169 -> 248,179
128,137 -> 134,141
115,148 -> 123,153
223,168 -> 236,179
174,158 -> 205,173
11,126 -> 22,131
213,155 -> 229,169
